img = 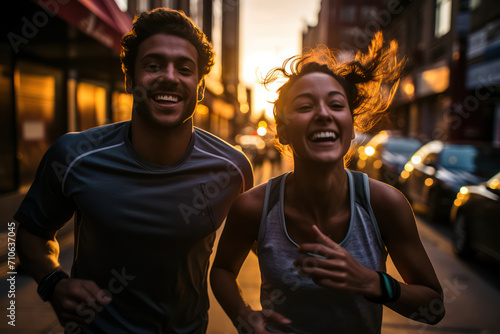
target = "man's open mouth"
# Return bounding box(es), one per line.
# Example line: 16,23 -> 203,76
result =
152,94 -> 181,103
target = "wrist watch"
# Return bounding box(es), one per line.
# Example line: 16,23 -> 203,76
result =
37,270 -> 69,302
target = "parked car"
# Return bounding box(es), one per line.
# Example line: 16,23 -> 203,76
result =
450,172 -> 500,262
355,130 -> 422,189
399,141 -> 500,224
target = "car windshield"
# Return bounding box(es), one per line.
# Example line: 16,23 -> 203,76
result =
384,139 -> 421,157
440,145 -> 500,177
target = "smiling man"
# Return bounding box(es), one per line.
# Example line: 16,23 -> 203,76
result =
14,8 -> 253,333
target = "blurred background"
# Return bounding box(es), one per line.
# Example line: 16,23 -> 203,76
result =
1,0 -> 500,333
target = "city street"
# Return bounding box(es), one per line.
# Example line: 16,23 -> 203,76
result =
3,0 -> 500,333
1,160 -> 500,333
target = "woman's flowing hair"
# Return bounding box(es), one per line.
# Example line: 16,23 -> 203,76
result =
262,31 -> 406,165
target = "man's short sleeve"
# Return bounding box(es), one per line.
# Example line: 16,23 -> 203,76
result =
14,135 -> 76,238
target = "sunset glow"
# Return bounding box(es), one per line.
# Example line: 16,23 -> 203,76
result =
240,0 -> 320,121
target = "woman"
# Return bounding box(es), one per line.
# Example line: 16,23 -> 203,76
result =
210,32 -> 445,333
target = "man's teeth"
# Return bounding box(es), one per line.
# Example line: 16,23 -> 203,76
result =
311,131 -> 337,141
154,94 -> 179,103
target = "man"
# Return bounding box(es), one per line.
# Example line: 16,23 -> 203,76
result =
15,8 -> 253,333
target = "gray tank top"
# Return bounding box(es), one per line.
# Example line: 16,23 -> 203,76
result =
257,170 -> 387,334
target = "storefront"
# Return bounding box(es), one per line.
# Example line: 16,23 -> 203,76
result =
391,61 -> 451,141
0,0 -> 132,222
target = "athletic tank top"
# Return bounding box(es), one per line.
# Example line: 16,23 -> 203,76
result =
257,170 -> 387,334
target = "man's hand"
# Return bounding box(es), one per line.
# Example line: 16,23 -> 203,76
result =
50,278 -> 111,328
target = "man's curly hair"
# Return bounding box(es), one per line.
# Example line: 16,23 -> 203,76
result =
120,8 -> 215,83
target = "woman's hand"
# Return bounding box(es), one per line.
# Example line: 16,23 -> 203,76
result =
235,309 -> 294,334
294,225 -> 381,298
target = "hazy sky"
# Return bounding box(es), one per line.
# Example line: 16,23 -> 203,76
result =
240,0 -> 321,119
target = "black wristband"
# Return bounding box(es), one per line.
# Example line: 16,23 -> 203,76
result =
37,270 -> 69,302
365,271 -> 401,304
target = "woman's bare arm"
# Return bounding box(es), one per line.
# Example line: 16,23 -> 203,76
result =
369,179 -> 445,324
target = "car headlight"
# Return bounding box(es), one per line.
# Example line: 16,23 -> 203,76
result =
365,146 -> 375,156
453,187 -> 470,207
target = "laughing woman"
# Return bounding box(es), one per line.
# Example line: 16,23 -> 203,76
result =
210,32 -> 444,334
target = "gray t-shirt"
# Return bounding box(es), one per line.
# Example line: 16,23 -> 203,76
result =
256,170 -> 387,334
15,121 -> 253,333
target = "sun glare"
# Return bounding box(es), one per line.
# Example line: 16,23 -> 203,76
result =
241,50 -> 293,121
240,0 -> 321,121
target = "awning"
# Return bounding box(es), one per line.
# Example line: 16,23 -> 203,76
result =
34,0 -> 132,54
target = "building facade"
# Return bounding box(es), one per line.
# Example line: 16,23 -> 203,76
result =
304,0 -> 500,144
303,0 -> 388,56
382,0 -> 500,144
464,0 -> 500,146
1,0 -> 133,228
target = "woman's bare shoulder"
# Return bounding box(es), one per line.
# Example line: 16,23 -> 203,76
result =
218,180 -> 270,248
367,177 -> 417,240
367,177 -> 409,209
228,181 -> 269,222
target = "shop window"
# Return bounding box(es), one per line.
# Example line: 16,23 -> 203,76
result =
14,62 -> 62,187
435,0 -> 452,38
194,104 -> 209,129
112,91 -> 133,122
77,82 -> 107,130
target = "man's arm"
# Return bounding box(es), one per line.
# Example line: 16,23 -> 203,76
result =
17,225 -> 62,282
16,225 -> 111,328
